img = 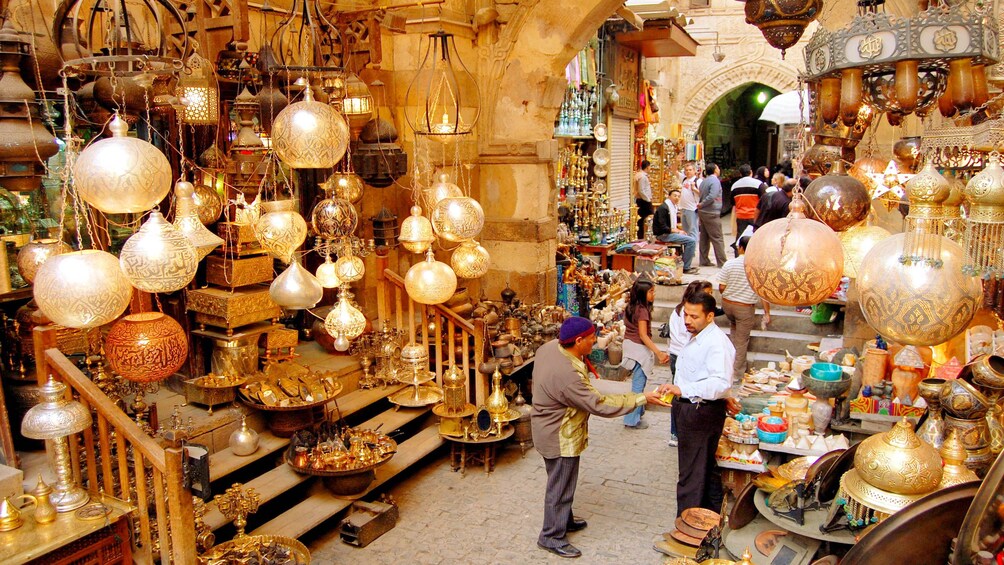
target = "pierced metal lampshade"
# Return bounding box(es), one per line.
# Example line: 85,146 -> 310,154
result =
399,206 -> 435,254
21,376 -> 91,512
120,210 -> 199,293
315,255 -> 342,288
33,250 -> 132,329
272,86 -> 349,169
450,240 -> 490,279
193,183 -> 224,225
173,180 -> 224,260
311,197 -> 358,238
342,73 -> 373,139
73,115 -> 173,214
335,254 -> 365,283
254,200 -> 307,263
105,312 -> 188,383
962,153 -> 1004,277
431,196 -> 485,243
322,172 -> 364,204
838,224 -> 891,279
177,51 -> 220,125
405,249 -> 457,305
325,287 -> 367,352
269,260 -> 323,310
16,239 -> 70,284
424,175 -> 462,209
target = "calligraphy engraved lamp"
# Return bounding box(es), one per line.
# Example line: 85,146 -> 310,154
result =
21,377 -> 92,512
120,210 -> 198,293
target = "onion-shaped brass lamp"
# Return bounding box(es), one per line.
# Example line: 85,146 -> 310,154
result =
315,255 -> 342,288
21,377 -> 92,512
120,210 -> 199,293
962,153 -> 1004,277
405,249 -> 457,305
321,172 -> 364,204
325,287 -> 367,352
744,195 -> 844,306
254,200 -> 307,263
335,253 -> 365,283
73,115 -> 173,214
33,250 -> 132,329
269,260 -> 323,310
803,160 -> 871,232
743,0 -> 822,58
450,239 -> 490,279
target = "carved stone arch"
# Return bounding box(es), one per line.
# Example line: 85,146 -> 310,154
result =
678,61 -> 800,138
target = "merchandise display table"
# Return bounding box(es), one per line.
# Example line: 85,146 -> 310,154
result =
753,488 -> 857,546
577,242 -> 617,269
444,426 -> 514,475
0,493 -> 134,565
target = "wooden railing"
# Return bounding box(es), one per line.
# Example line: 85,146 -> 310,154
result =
374,255 -> 489,405
34,326 -> 196,565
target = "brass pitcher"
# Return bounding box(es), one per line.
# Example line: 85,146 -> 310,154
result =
30,476 -> 57,524
0,494 -> 37,532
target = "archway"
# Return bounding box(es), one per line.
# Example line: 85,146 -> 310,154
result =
699,83 -> 781,173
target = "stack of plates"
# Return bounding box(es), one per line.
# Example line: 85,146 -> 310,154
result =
668,507 -> 721,547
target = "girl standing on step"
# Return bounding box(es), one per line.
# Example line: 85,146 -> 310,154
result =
620,278 -> 670,430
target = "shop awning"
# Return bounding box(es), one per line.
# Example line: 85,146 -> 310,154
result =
615,20 -> 699,58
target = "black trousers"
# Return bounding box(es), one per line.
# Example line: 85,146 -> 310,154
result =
539,456 -> 580,548
636,198 -> 654,239
672,400 -> 727,516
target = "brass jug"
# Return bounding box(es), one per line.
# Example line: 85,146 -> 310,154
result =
486,368 -> 509,424
0,495 -> 37,532
29,476 -> 56,524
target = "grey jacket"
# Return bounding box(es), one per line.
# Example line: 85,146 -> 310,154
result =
698,175 -> 723,214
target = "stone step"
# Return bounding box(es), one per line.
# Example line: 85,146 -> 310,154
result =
204,402 -> 430,531
250,424 -> 444,540
719,326 -> 828,358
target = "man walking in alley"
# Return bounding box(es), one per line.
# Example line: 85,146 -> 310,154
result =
653,188 -> 699,274
718,235 -> 770,380
729,164 -> 764,256
697,163 -> 727,267
532,317 -> 668,558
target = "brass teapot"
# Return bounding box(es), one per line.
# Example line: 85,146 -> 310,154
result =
0,494 -> 37,532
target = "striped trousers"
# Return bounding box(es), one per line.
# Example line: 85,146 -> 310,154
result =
539,456 -> 580,548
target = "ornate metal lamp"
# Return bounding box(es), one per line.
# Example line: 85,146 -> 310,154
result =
21,377 -> 92,512
342,73 -> 373,140
743,0 -> 822,59
803,0 -> 999,125
351,115 -> 409,188
405,31 -> 481,141
177,49 -> 220,125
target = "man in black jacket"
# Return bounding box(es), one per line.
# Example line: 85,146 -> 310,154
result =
653,188 -> 699,274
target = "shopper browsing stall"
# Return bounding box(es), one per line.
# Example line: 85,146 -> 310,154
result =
532,316 -> 668,558
620,279 -> 671,430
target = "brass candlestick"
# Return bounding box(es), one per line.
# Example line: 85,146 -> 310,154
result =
214,483 -> 261,538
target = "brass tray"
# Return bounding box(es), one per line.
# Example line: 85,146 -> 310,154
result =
202,534 -> 310,564
237,382 -> 342,412
432,402 -> 477,418
388,385 -> 443,407
283,441 -> 397,478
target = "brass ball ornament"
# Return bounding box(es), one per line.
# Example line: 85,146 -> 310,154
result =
450,240 -> 490,279
803,160 -> 871,232
856,232 -> 981,347
744,196 -> 844,306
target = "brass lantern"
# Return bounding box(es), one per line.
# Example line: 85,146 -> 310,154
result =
173,180 -> 224,260
0,20 -> 59,192
105,312 -> 188,383
803,160 -> 871,232
33,250 -> 132,329
450,240 -> 490,279
324,287 -> 367,352
399,206 -> 436,254
119,210 -> 199,293
342,73 -> 373,140
269,259 -> 323,310
177,50 -> 220,125
371,207 -> 398,249
405,31 -> 481,141
405,249 -> 457,305
254,200 -> 308,264
743,0 -> 822,58
962,154 -> 1004,277
351,117 -> 409,188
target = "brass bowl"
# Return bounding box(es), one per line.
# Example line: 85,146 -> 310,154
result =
917,378 -> 947,405
971,355 -> 1004,390
202,534 -> 310,564
803,371 -> 852,399
941,378 -> 990,419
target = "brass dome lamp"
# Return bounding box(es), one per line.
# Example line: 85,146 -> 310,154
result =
21,377 -> 92,512
270,259 -> 323,310
33,249 -> 132,329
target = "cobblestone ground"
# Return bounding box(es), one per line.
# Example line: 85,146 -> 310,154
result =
308,366 -> 680,564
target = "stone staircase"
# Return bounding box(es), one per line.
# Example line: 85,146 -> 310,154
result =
651,283 -> 843,370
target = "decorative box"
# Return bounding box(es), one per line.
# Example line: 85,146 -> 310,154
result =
205,255 -> 274,288
215,222 -> 266,257
850,396 -> 925,418
186,286 -> 282,330
263,328 -> 299,349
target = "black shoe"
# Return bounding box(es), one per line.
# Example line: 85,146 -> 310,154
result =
567,516 -> 588,532
684,267 -> 701,274
538,542 -> 582,558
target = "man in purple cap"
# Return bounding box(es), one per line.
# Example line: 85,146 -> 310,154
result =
532,316 -> 668,558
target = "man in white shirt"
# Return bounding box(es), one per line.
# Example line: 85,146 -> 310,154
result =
718,235 -> 770,380
657,292 -> 735,516
679,163 -> 700,240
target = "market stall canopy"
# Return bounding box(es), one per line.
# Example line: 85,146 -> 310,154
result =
615,20 -> 699,58
759,89 -> 810,124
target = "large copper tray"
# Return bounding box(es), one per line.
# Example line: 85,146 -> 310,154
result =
283,439 -> 397,477
201,534 -> 310,564
237,382 -> 342,412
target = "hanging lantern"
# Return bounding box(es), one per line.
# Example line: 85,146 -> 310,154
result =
342,73 -> 373,140
849,156 -> 888,192
352,117 -> 409,188
311,197 -> 358,238
193,184 -> 224,225
405,31 -> 481,140
743,0 -> 822,58
904,162 -> 950,239
838,225 -> 891,279
405,249 -> 457,305
33,250 -> 132,329
324,287 -> 367,352
335,253 -> 365,283
254,200 -> 307,263
228,88 -> 269,196
963,154 -> 1004,277
744,196 -> 844,306
431,197 -> 485,242
177,50 -> 219,125
120,210 -> 199,293
399,206 -> 436,253
371,207 -> 398,249
315,255 -> 342,288
173,180 -> 223,260
73,115 -> 172,214
943,173 -> 966,242
857,233 -> 981,346
269,260 -> 323,310
450,240 -> 490,279
803,160 -> 871,232
424,174 -> 463,209
255,80 -> 289,135
16,239 -> 70,284
0,20 -> 59,193
321,172 -> 364,204
104,312 -> 188,383
272,86 -> 349,169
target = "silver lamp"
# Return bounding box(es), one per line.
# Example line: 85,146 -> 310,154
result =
21,377 -> 92,512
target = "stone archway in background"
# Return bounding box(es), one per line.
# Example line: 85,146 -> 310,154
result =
679,61 -> 799,138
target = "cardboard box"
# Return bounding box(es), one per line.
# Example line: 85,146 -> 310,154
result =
0,465 -> 23,501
